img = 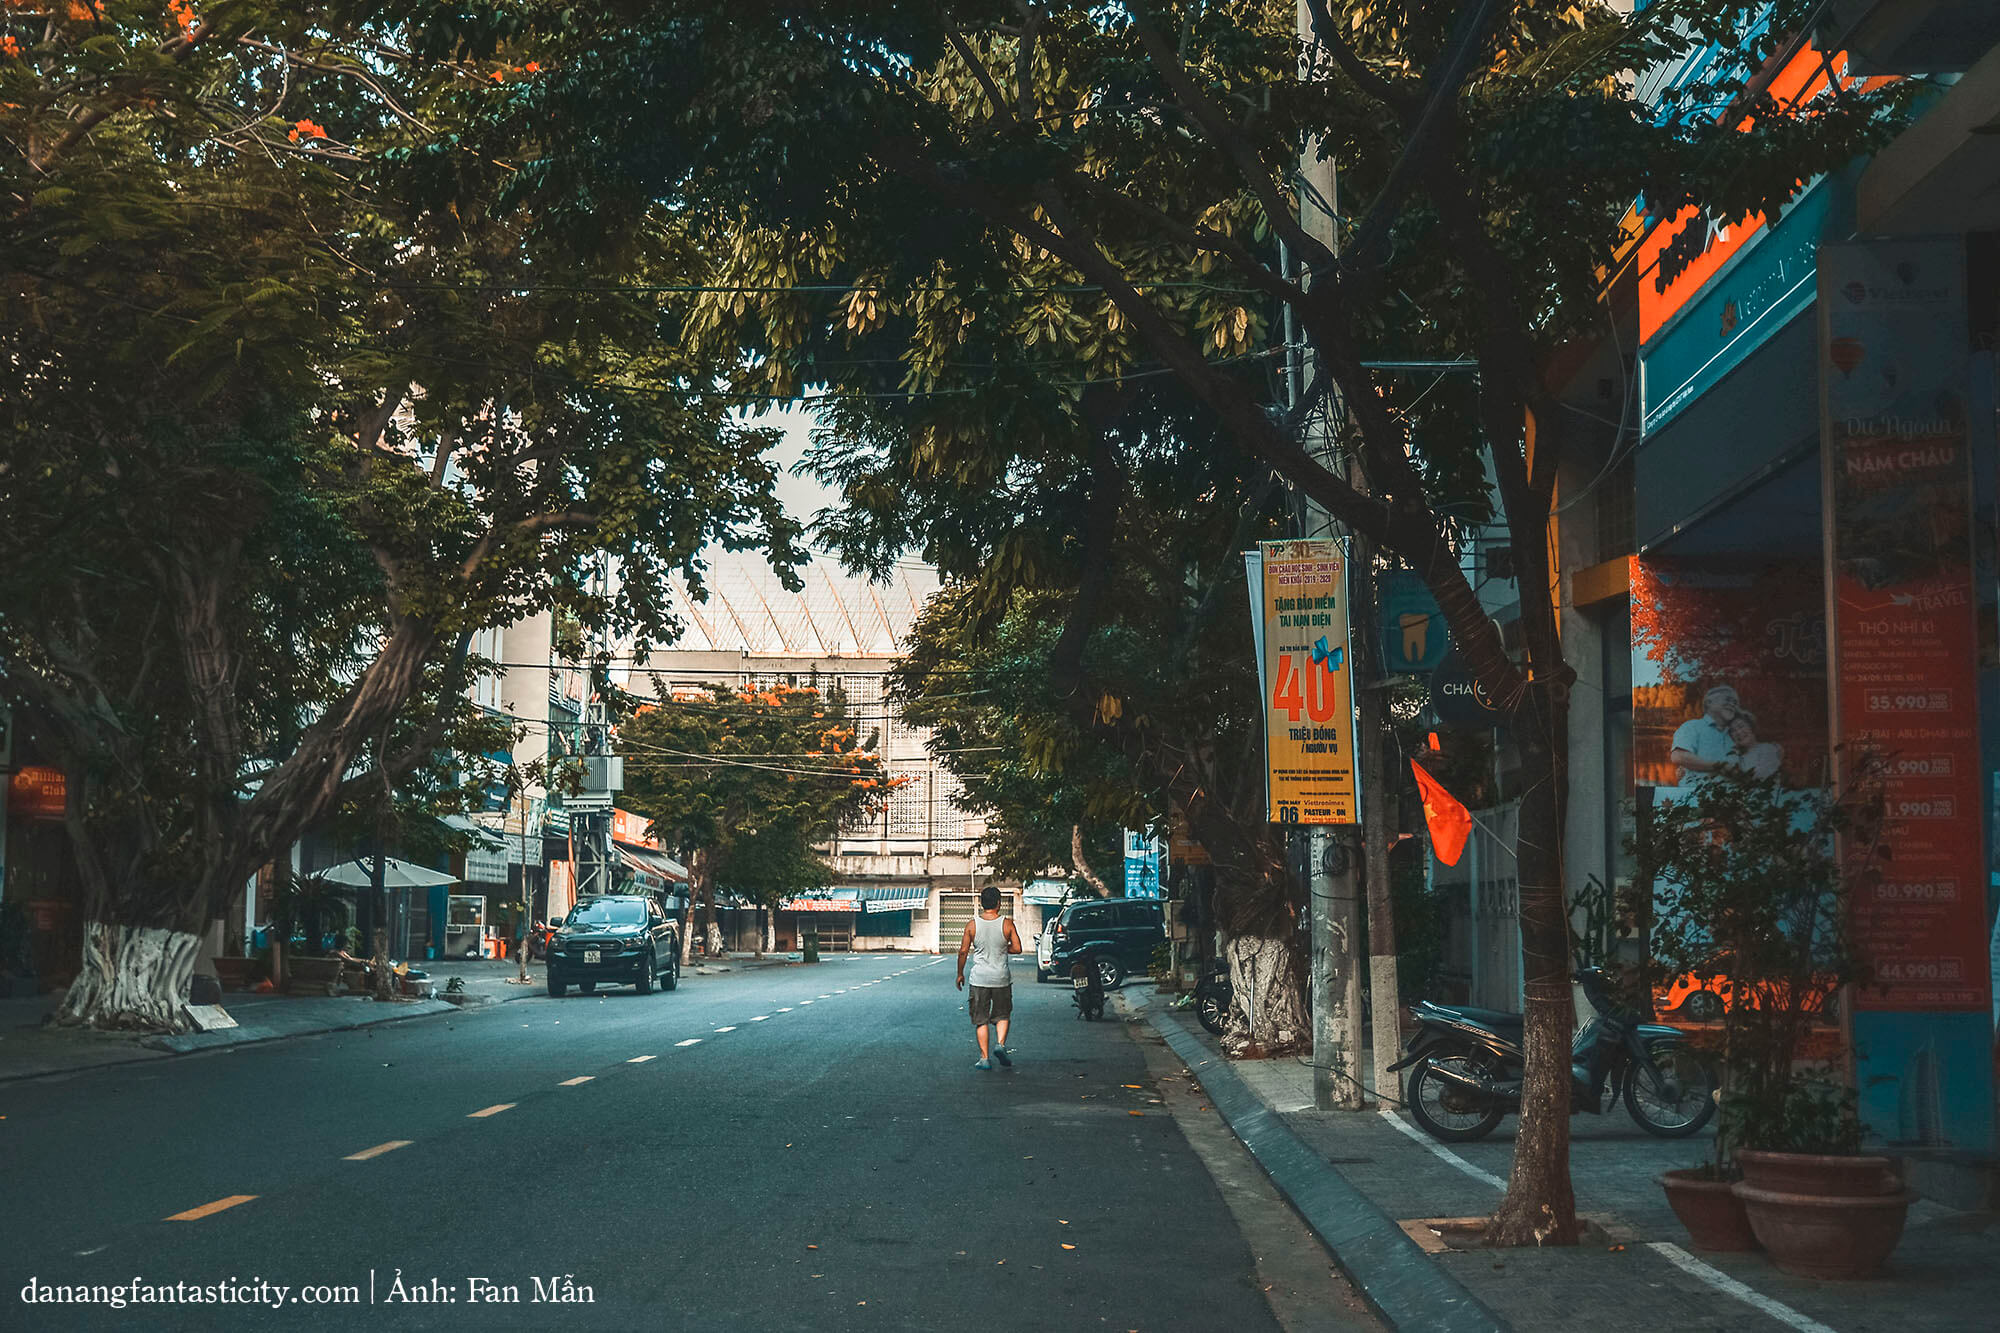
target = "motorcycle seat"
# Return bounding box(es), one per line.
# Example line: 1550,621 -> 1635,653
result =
1445,1005 -> 1524,1033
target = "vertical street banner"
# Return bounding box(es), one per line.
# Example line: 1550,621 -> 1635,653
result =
1257,539 -> 1359,824
1821,240 -> 1986,1014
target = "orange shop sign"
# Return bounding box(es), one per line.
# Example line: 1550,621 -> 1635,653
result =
611,807 -> 657,848
1638,44 -> 1872,344
8,765 -> 66,819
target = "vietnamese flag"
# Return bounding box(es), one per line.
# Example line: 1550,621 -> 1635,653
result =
1410,760 -> 1473,867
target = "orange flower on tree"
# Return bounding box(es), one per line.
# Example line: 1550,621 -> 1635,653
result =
0,35 -> 19,58
167,0 -> 196,33
287,119 -> 328,143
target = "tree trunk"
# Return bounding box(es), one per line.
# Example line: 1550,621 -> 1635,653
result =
1219,931 -> 1308,1056
1070,824 -> 1112,896
1485,683 -> 1577,1246
55,921 -> 203,1032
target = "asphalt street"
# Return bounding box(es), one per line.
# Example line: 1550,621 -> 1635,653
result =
1,955 -> 1374,1331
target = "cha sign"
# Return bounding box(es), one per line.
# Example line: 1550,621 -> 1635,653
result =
1257,539 -> 1358,825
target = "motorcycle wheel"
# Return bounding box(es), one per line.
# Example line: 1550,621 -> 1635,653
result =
1407,1054 -> 1506,1143
1623,1041 -> 1718,1138
1196,986 -> 1230,1036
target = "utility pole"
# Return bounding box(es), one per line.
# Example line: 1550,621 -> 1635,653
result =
1292,2 -> 1366,1110
570,554 -> 620,902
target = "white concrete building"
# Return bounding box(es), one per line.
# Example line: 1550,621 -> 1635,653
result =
625,552 -> 1014,953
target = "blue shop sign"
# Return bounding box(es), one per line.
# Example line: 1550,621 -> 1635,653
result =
1378,571 -> 1448,674
1641,173 -> 1849,436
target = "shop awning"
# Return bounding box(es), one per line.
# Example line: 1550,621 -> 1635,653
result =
614,842 -> 689,885
779,888 -> 862,913
859,886 -> 928,914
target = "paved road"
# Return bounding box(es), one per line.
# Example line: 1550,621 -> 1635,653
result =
1,956 -> 1373,1331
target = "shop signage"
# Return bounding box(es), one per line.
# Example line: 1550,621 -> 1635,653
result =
1429,651 -> 1506,730
1254,539 -> 1358,825
611,808 -> 657,848
1821,239 -> 1987,1015
781,897 -> 857,913
7,765 -> 65,820
1378,571 -> 1448,675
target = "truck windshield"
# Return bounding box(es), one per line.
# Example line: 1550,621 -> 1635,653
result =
567,899 -> 645,927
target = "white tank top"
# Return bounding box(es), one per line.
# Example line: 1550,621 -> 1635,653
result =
967,914 -> 1012,987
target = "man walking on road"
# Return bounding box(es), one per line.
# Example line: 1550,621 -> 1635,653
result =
957,885 -> 1021,1070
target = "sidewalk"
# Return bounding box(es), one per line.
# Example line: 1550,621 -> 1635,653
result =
0,949 -> 811,1085
1129,989 -> 2000,1333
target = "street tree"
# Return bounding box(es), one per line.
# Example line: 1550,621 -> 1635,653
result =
618,682 -> 892,960
0,4 -> 799,1028
445,0 -> 1912,1245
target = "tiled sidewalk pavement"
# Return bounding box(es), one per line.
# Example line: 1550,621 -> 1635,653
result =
1138,994 -> 2000,1333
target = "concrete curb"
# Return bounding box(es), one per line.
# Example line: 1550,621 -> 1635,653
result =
140,997 -> 461,1054
0,994 -> 486,1084
1144,1007 -> 1507,1333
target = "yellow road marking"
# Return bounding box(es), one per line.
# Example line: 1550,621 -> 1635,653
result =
559,1076 -> 595,1086
467,1103 -> 516,1118
344,1140 -> 412,1161
165,1195 -> 256,1221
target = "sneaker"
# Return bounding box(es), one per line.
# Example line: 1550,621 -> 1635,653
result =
993,1046 -> 1013,1067
973,1057 -> 993,1071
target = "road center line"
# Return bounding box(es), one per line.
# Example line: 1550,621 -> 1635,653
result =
1646,1243 -> 1837,1333
676,1038 -> 703,1047
799,1000 -> 814,1005
749,1015 -> 769,1021
776,1007 -> 793,1012
714,1026 -> 737,1033
468,1103 -> 516,1118
343,1140 -> 412,1161
559,1076 -> 595,1086
1377,1107 -> 1507,1190
165,1195 -> 256,1221
627,1055 -> 656,1063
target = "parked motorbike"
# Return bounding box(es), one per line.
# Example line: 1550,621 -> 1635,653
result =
1194,957 -> 1232,1036
1070,957 -> 1106,1021
1390,966 -> 1717,1143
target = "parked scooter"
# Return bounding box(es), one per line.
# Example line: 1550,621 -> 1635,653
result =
1070,957 -> 1106,1021
1194,957 -> 1232,1036
1390,966 -> 1717,1142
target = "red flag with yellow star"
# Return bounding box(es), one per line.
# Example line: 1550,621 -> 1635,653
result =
1410,760 -> 1472,867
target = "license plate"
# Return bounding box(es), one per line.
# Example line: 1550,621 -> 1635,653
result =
583,950 -> 600,964
1073,976 -> 1089,989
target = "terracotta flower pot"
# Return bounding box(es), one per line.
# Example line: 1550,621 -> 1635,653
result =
1731,1182 -> 1915,1279
1661,1170 -> 1758,1252
1735,1150 -> 1901,1198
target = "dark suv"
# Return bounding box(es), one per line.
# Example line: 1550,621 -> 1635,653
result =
1043,898 -> 1165,989
546,895 -> 680,997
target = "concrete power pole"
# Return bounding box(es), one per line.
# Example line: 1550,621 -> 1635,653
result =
571,555 -> 621,901
1289,51 -> 1368,1110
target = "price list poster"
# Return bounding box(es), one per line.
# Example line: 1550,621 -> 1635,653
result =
1821,238 -> 1993,1151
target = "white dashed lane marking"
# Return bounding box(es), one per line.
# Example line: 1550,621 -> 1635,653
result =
468,1103 -> 515,1118
676,1038 -> 703,1047
714,1026 -> 737,1033
750,1015 -> 769,1021
559,1076 -> 594,1086
627,1055 -> 656,1064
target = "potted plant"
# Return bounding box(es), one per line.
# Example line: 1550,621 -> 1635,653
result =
1635,763 -> 1913,1275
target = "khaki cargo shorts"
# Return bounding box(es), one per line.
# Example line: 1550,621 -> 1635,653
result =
968,984 -> 1013,1027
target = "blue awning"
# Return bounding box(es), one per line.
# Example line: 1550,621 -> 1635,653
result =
858,886 -> 928,914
